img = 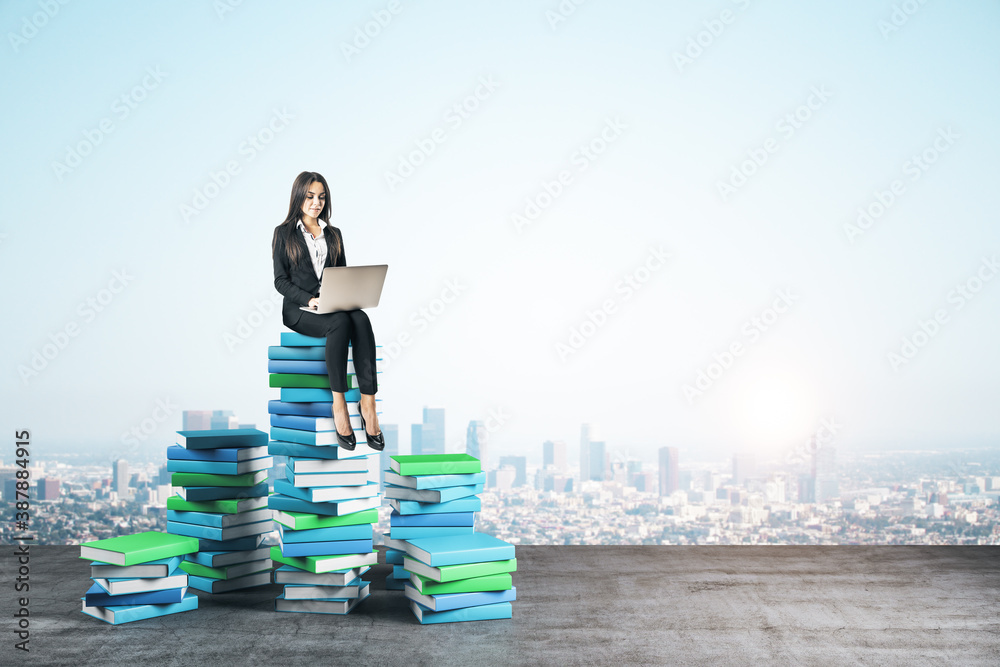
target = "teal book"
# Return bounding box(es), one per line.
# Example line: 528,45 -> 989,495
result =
409,572 -> 513,596
166,456 -> 272,475
269,440 -> 367,460
268,344 -> 326,360
90,556 -> 182,579
389,454 -> 481,476
384,470 -> 486,490
403,556 -> 517,583
389,497 -> 482,516
179,558 -> 272,580
166,508 -> 272,529
409,600 -> 512,624
176,428 -> 268,450
186,571 -> 272,593
167,444 -> 268,462
80,591 -> 198,625
274,479 -> 379,504
277,522 -> 373,543
386,548 -> 405,565
274,589 -> 370,615
389,526 -> 475,540
384,484 -> 483,504
272,507 -> 379,530
285,467 -> 371,488
167,519 -> 272,542
268,493 -> 381,517
166,494 -> 268,514
281,387 -> 361,402
404,583 -> 517,612
178,482 -> 268,502
186,547 -> 270,569
404,533 -> 516,567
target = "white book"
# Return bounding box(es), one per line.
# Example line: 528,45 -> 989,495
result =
281,580 -> 365,600
287,469 -> 371,488
214,559 -> 272,579
382,533 -> 409,551
273,565 -> 370,586
188,546 -> 271,568
274,588 -> 370,614
284,550 -> 378,573
293,483 -> 379,503
288,456 -> 375,474
93,572 -> 188,596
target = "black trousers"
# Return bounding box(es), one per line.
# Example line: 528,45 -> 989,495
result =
285,309 -> 378,395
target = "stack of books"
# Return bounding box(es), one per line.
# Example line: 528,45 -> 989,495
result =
402,532 -> 518,624
79,531 -> 199,624
266,331 -> 383,614
166,428 -> 274,593
382,454 -> 484,591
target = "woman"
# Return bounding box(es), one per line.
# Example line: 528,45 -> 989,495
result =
271,170 -> 383,451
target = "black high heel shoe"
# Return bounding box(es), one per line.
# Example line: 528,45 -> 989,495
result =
333,404 -> 356,451
357,401 -> 385,451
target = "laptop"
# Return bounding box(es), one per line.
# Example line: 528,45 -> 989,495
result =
300,264 -> 388,314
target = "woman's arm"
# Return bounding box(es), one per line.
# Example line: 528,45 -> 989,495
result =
272,226 -> 316,306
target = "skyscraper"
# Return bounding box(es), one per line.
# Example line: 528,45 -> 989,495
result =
411,423 -> 424,456
543,440 -> 566,471
732,453 -> 756,487
113,459 -> 129,498
498,455 -> 527,487
658,446 -> 679,496
813,441 -> 839,502
182,410 -> 212,431
423,407 -> 445,455
580,424 -> 595,481
588,440 -> 607,481
39,478 -> 60,500
467,420 -> 487,471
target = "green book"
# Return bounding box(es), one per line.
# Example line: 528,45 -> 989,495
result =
272,508 -> 378,531
389,454 -> 481,476
269,546 -> 378,574
167,495 -> 267,514
403,557 -> 516,583
171,470 -> 268,487
179,559 -> 272,581
268,373 -> 346,388
410,572 -> 513,595
79,531 -> 198,566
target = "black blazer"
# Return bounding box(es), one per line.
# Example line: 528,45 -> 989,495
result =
272,222 -> 346,327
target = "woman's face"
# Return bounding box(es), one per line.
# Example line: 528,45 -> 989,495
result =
301,180 -> 326,220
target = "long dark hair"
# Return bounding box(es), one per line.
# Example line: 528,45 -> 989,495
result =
272,171 -> 342,267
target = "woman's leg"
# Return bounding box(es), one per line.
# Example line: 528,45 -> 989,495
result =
346,309 -> 380,436
288,311 -> 353,436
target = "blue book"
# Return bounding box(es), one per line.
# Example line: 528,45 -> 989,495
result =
385,574 -> 407,590
80,591 -> 198,624
84,582 -> 187,607
389,511 -> 475,527
390,497 -> 482,515
386,548 -> 405,565
186,547 -> 270,568
274,479 -> 378,504
268,440 -> 366,460
268,400 -> 333,417
268,359 -> 327,374
268,345 -> 326,360
277,523 -> 373,543
271,412 -> 379,432
90,555 -> 182,579
168,519 -> 273,542
389,526 -> 475,540
404,533 -> 516,567
166,508 -> 272,529
198,535 -> 265,551
186,571 -> 272,594
268,493 -> 380,517
285,467 -> 371,488
167,456 -> 272,475
392,564 -> 409,579
179,482 -> 268,502
281,388 -> 361,403
409,600 -> 512,624
280,332 -> 328,346
405,583 -> 516,612
271,426 -> 362,446
385,470 -> 487,490
167,444 -> 268,462
385,483 -> 483,503
176,428 -> 267,450
278,538 -> 374,558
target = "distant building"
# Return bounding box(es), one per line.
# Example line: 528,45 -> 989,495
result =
658,446 -> 679,496
113,460 -> 129,498
490,466 -> 517,490
580,424 -> 595,481
39,478 -> 60,500
211,410 -> 238,430
587,441 -> 607,482
732,453 -> 756,487
543,440 -> 567,471
182,410 -> 212,431
423,407 -> 445,455
467,420 -> 487,471
813,442 -> 839,502
498,455 -> 527,487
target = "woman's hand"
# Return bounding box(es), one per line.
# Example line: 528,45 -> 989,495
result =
307,297 -> 320,309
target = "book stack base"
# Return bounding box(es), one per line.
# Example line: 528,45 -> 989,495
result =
167,428 -> 274,593
79,531 -> 199,625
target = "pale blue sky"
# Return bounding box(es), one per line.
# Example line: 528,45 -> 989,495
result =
2,1 -> 999,468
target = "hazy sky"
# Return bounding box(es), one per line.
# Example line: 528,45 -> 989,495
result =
3,1 -> 999,468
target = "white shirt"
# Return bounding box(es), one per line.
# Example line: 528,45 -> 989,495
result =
296,218 -> 328,281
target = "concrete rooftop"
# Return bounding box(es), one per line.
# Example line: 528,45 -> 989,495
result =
6,545 -> 999,665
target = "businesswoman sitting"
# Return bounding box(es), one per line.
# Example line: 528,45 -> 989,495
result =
271,170 -> 383,451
